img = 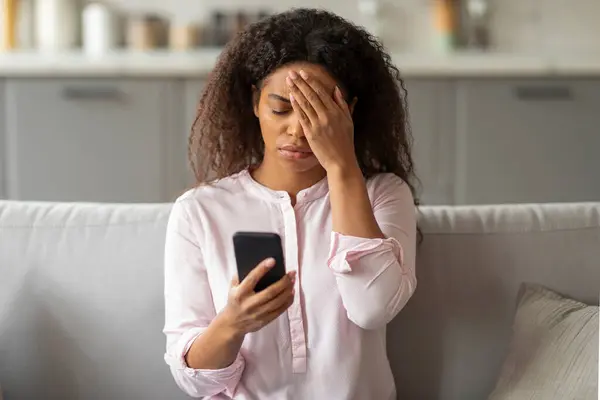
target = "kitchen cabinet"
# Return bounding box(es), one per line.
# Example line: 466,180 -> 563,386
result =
455,79 -> 600,204
0,80 -> 5,199
5,74 -> 596,206
4,78 -> 183,203
405,79 -> 456,205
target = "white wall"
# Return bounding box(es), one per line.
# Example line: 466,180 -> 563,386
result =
106,0 -> 600,54
490,0 -> 600,54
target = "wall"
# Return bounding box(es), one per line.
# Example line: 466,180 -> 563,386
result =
490,0 -> 600,54
106,0 -> 600,54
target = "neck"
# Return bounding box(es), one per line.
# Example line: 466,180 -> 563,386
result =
251,157 -> 326,198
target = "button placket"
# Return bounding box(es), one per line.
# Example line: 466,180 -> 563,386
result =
281,201 -> 307,373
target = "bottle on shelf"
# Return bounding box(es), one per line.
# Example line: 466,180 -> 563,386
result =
463,0 -> 491,50
1,0 -> 18,51
432,0 -> 457,54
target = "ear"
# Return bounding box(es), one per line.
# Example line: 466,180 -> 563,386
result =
252,85 -> 260,117
349,97 -> 358,115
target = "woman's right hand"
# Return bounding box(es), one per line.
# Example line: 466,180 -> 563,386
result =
219,258 -> 296,336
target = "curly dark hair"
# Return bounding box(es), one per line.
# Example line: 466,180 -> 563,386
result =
189,7 -> 420,206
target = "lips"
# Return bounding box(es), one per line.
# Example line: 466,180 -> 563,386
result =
278,144 -> 314,160
279,144 -> 312,154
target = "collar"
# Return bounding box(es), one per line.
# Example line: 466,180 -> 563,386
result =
238,169 -> 329,204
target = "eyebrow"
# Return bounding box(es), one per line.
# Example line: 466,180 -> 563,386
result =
268,93 -> 291,104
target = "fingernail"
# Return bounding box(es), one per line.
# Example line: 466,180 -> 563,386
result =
299,70 -> 308,80
335,86 -> 342,98
289,93 -> 294,102
264,258 -> 275,267
289,70 -> 298,79
286,76 -> 294,87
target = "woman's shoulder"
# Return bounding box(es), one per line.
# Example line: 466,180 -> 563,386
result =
168,171 -> 248,231
365,173 -> 411,192
365,173 -> 414,204
175,171 -> 248,206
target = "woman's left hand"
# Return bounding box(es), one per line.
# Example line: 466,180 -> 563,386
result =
287,70 -> 358,174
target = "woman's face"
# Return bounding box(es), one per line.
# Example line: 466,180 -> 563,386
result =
253,62 -> 341,174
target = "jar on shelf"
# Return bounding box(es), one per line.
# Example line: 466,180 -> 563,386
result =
126,14 -> 169,51
35,0 -> 79,52
82,2 -> 118,56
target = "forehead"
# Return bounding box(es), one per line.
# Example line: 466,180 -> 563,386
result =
262,62 -> 338,93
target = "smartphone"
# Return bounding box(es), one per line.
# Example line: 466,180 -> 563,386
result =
232,232 -> 286,292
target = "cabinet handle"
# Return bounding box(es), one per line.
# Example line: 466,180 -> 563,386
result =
61,86 -> 123,101
513,86 -> 573,101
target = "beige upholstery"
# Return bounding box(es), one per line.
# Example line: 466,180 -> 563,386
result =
389,203 -> 600,399
1,201 -> 599,399
488,284 -> 598,400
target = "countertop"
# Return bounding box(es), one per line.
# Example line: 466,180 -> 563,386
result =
1,49 -> 600,77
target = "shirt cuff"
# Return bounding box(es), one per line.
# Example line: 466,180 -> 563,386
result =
164,327 -> 245,395
327,231 -> 404,274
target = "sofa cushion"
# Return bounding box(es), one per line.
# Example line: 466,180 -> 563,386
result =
488,283 -> 599,400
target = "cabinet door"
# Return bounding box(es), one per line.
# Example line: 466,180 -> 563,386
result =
0,80 -> 6,199
456,79 -> 600,204
5,79 -> 176,203
0,80 -> 8,200
405,79 -> 456,205
183,79 -> 208,185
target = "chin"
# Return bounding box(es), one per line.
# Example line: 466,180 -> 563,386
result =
277,157 -> 322,173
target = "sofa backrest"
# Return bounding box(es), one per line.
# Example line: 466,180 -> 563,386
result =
389,203 -> 600,399
0,202 -> 178,400
0,201 -> 599,400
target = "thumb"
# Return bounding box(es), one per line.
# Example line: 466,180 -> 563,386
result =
239,257 -> 275,293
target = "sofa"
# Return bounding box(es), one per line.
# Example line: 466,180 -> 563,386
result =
0,200 -> 598,400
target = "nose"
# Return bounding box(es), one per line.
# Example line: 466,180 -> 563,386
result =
287,114 -> 305,139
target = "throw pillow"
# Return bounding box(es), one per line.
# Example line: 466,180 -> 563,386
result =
488,283 -> 598,400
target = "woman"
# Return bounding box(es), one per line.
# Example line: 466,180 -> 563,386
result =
163,8 -> 419,400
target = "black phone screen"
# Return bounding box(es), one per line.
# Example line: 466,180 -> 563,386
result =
232,232 -> 286,292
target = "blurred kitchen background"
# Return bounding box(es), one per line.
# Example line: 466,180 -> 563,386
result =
0,0 -> 599,206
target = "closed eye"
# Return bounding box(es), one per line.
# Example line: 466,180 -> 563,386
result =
268,94 -> 291,116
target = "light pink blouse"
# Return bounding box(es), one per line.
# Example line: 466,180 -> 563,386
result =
163,169 -> 417,399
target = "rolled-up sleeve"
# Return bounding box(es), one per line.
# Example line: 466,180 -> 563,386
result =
327,174 -> 417,330
163,198 -> 245,398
